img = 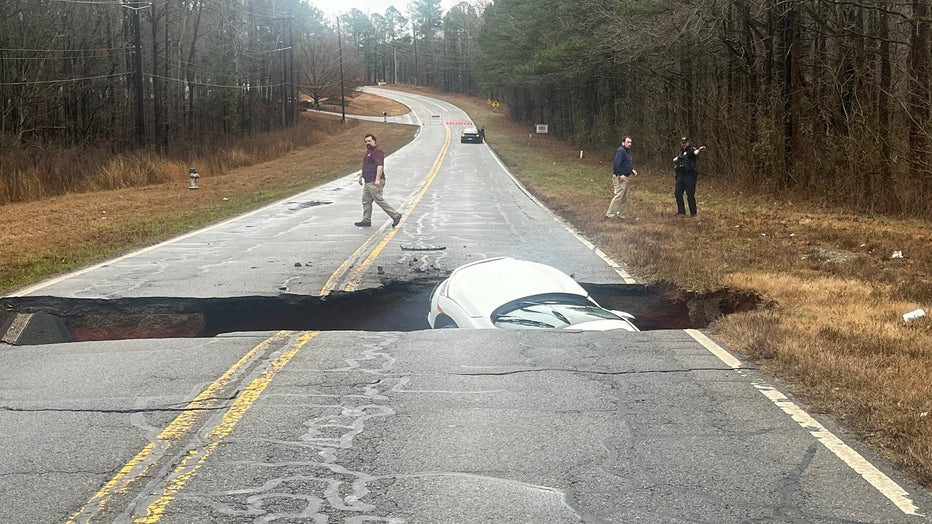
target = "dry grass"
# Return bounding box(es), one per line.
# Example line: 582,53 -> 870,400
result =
388,85 -> 932,488
0,92 -> 411,205
2,87 -> 931,488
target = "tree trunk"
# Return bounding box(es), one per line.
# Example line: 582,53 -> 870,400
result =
130,2 -> 145,147
151,5 -> 165,153
907,0 -> 930,210
778,0 -> 798,186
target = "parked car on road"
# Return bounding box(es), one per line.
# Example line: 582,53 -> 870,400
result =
460,127 -> 483,143
427,257 -> 638,331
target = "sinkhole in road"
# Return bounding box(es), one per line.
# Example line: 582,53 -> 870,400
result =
0,281 -> 765,346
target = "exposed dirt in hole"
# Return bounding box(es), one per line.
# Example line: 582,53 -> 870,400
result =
0,282 -> 765,346
585,281 -> 770,331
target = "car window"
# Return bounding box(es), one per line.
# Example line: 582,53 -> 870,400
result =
491,294 -> 623,329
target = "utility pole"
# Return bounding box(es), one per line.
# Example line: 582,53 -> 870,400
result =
272,15 -> 296,127
281,36 -> 287,127
412,26 -> 419,86
151,3 -> 164,152
288,16 -> 295,126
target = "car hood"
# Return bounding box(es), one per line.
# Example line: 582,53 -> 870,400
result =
445,258 -> 589,318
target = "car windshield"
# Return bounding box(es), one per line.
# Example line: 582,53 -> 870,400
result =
491,294 -> 622,330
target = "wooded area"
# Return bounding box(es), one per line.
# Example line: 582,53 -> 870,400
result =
1,0 -> 329,151
2,0 -> 930,215
476,0 -> 932,215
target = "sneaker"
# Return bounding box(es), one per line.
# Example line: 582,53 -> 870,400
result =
354,220 -> 371,227
392,214 -> 402,228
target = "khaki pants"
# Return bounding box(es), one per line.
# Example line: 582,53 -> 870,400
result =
361,181 -> 401,222
605,176 -> 630,217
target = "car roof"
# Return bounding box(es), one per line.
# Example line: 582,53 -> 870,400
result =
463,127 -> 479,133
445,257 -> 589,317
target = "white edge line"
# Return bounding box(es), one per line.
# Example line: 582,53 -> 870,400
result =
10,208 -> 266,297
685,328 -> 743,369
484,147 -> 637,284
685,329 -> 923,517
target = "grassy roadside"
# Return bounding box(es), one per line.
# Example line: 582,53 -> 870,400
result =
0,103 -> 415,293
393,86 -> 931,488
2,86 -> 930,489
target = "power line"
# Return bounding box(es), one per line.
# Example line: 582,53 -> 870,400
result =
46,0 -> 162,7
144,72 -> 290,90
0,46 -> 127,53
0,72 -> 128,86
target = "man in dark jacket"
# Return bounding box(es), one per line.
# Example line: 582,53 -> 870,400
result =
673,136 -> 706,216
605,136 -> 638,219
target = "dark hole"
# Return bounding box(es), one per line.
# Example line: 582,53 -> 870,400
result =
0,281 -> 765,346
583,281 -> 768,331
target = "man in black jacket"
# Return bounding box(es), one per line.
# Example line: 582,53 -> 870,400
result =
673,136 -> 706,217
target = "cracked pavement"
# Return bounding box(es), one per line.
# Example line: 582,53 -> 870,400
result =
4,329 -> 927,522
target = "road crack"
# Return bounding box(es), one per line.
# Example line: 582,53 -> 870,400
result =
451,366 -> 756,377
0,395 -> 239,414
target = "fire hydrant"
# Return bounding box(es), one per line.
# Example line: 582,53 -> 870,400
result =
188,166 -> 199,189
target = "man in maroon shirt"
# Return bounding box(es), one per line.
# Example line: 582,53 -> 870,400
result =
355,133 -> 402,228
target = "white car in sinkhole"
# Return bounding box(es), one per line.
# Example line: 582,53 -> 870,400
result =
427,257 -> 639,331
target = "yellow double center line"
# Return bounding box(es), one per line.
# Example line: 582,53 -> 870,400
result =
65,331 -> 317,523
134,331 -> 318,523
68,124 -> 453,523
319,125 -> 452,295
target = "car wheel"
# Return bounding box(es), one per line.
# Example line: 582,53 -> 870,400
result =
434,316 -> 459,329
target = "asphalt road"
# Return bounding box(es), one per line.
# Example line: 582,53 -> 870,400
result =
8,88 -> 629,301
1,89 -> 929,523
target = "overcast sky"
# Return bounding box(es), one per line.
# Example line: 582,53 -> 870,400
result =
310,0 -> 462,20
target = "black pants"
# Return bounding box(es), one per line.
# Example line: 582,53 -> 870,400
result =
675,173 -> 698,215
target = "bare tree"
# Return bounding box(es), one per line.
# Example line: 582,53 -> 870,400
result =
907,0 -> 930,210
298,32 -> 345,108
